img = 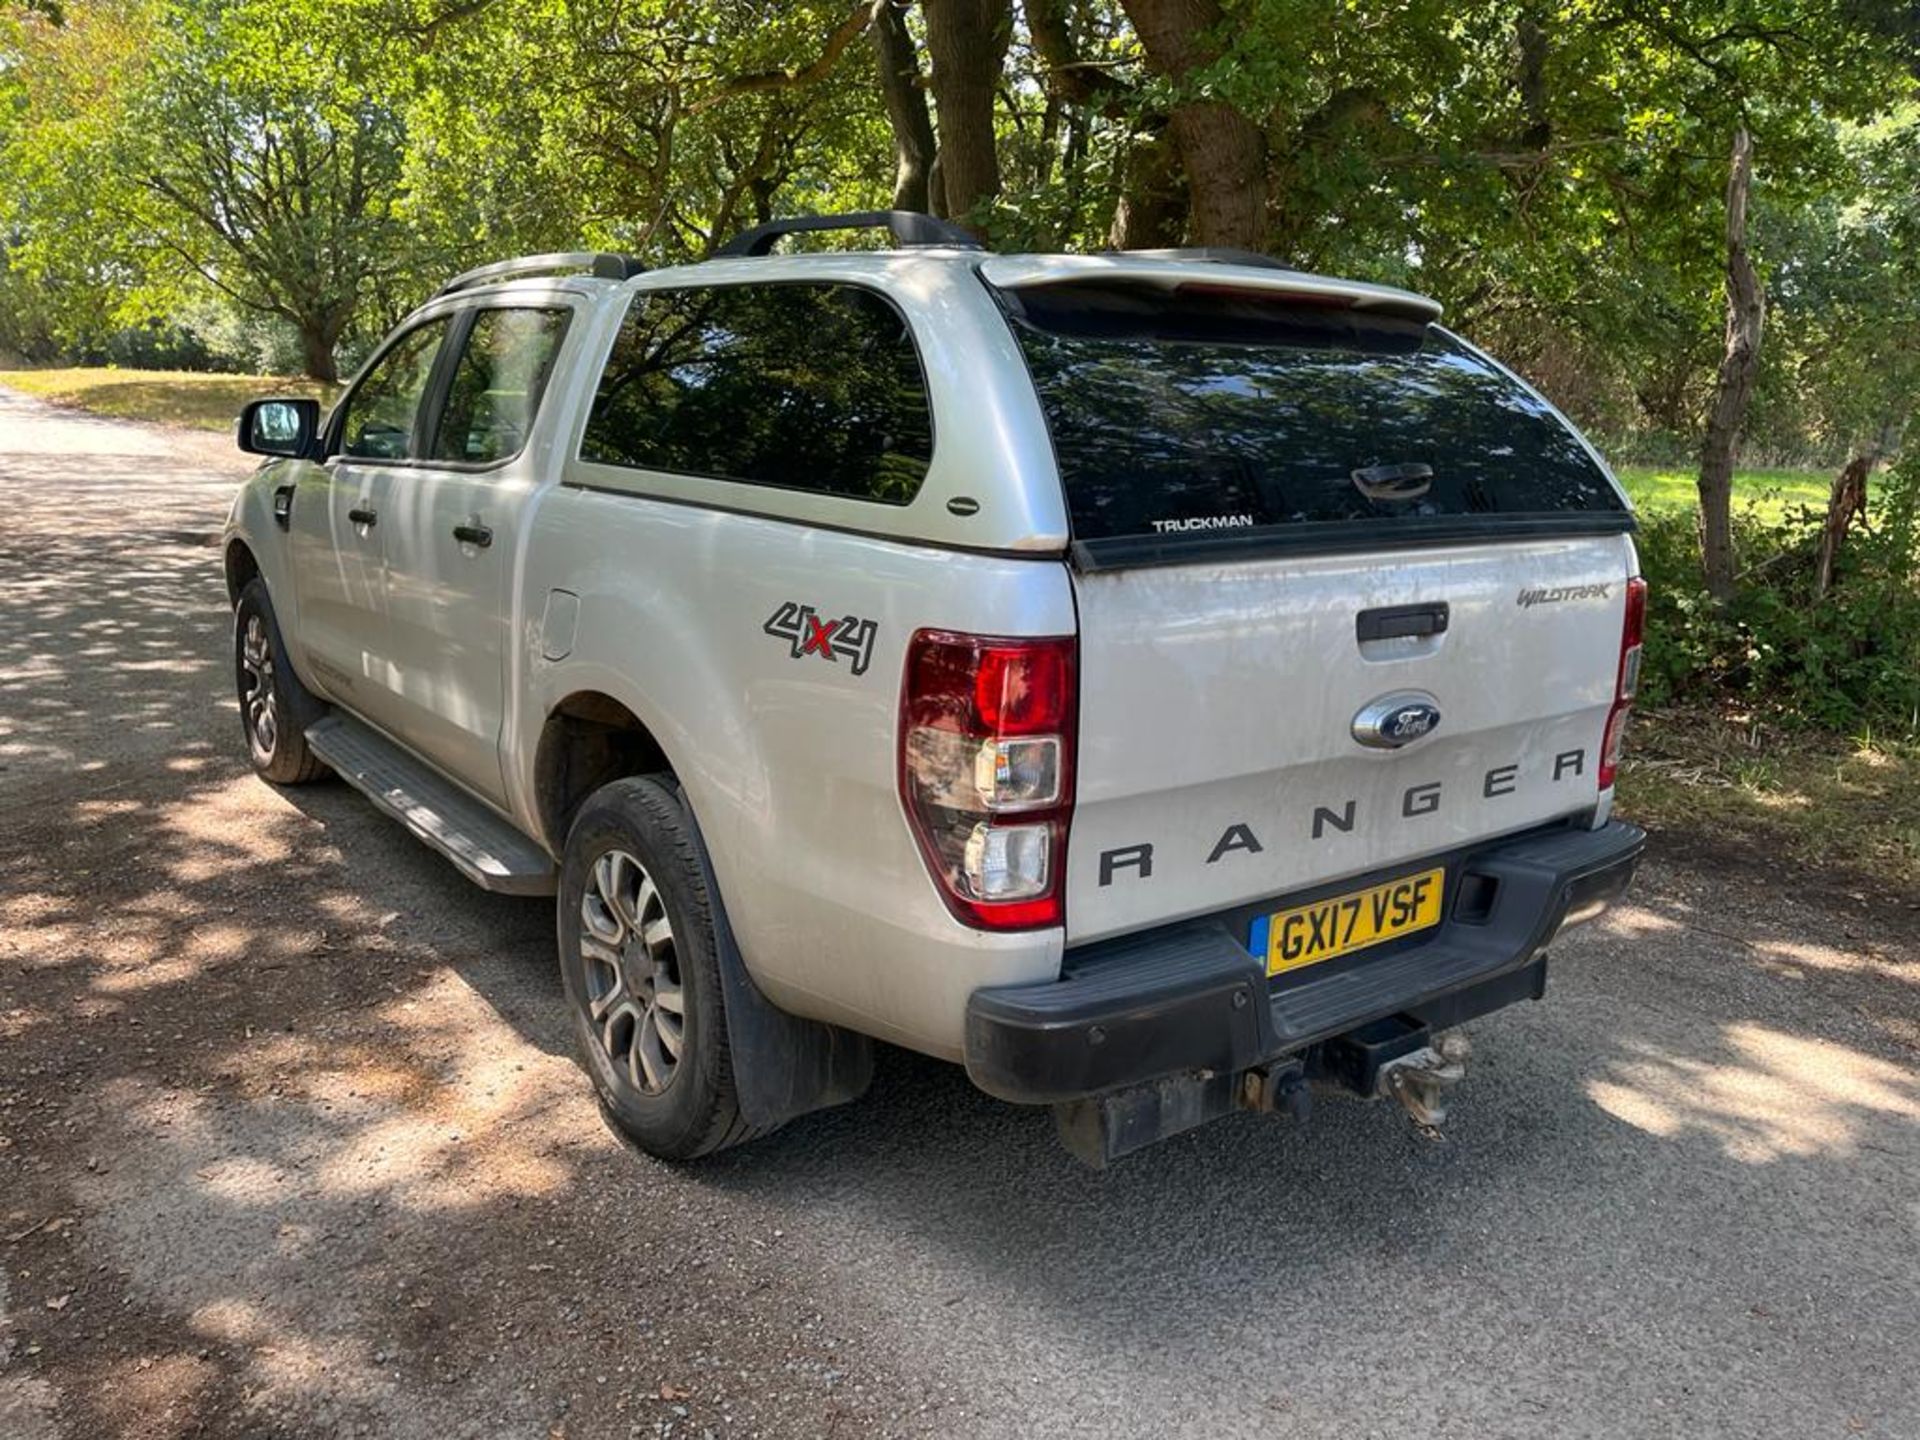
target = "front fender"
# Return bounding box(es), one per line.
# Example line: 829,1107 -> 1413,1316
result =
223,459 -> 319,687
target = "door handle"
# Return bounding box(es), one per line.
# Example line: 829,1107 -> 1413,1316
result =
453,523 -> 493,548
348,506 -> 378,527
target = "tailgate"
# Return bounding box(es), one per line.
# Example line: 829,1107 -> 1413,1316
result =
1066,536 -> 1635,942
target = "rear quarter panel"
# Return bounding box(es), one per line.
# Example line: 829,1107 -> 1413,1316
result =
515,489 -> 1077,1059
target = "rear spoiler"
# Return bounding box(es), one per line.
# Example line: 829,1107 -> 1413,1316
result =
978,254 -> 1443,325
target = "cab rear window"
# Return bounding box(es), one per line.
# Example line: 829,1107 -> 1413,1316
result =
997,281 -> 1629,555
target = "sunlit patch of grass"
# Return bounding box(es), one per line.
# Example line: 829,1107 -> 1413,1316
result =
1614,464 -> 1832,522
0,367 -> 336,432
1619,708 -> 1920,892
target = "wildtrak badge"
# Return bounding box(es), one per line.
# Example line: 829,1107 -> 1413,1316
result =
1517,583 -> 1611,608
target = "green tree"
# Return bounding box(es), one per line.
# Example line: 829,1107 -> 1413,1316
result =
3,0 -> 413,380
394,0 -> 894,263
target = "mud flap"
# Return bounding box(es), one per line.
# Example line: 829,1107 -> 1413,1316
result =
680,796 -> 874,1129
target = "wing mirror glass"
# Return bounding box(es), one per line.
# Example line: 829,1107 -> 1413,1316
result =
237,397 -> 321,458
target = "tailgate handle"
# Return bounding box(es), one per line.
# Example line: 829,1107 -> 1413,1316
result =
1357,602 -> 1449,643
1351,462 -> 1433,501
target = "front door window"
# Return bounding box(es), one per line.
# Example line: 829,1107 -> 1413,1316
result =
339,320 -> 449,461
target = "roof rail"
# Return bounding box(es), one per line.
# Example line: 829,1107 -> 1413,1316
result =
715,210 -> 982,258
437,251 -> 647,297
1101,246 -> 1298,273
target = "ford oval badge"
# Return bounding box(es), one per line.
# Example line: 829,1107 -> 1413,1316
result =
1352,692 -> 1442,750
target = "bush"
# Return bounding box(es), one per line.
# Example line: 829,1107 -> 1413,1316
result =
1638,453 -> 1920,733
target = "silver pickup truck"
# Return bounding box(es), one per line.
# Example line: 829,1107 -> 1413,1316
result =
223,211 -> 1645,1166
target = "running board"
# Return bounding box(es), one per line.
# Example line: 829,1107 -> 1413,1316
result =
305,714 -> 557,896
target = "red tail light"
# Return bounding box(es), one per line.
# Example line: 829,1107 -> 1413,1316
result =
900,630 -> 1077,931
1599,576 -> 1647,790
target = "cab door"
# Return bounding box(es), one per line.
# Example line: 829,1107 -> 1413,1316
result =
287,316 -> 453,711
373,305 -> 572,805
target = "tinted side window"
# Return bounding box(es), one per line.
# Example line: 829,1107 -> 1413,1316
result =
581,283 -> 933,505
340,319 -> 449,460
432,308 -> 570,465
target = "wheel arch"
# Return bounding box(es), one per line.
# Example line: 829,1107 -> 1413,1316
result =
549,719 -> 875,1134
224,537 -> 261,606
533,689 -> 676,852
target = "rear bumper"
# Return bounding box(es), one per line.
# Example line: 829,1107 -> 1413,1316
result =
964,819 -> 1644,1104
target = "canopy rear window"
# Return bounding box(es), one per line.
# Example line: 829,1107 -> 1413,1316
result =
997,281 -> 1630,561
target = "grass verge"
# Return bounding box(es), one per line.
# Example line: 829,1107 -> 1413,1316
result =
1618,708 -> 1920,895
1614,463 -> 1831,521
0,367 -> 334,432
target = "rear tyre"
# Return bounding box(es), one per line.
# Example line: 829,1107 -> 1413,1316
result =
557,776 -> 767,1160
234,579 -> 328,785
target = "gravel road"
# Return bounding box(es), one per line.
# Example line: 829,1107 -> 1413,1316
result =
2,386 -> 1917,1440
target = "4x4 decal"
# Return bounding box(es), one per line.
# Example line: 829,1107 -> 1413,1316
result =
764,602 -> 879,677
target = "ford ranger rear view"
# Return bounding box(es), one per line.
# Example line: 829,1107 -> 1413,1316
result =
222,211 -> 1645,1167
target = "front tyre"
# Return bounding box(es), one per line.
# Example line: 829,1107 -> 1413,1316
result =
557,776 -> 763,1160
234,579 -> 328,785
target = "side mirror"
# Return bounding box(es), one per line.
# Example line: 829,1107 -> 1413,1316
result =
237,397 -> 321,458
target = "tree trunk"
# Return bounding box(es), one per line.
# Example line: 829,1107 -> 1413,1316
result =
1815,416 -> 1904,599
920,0 -> 1011,235
927,151 -> 948,219
1814,454 -> 1872,599
1512,10 -> 1551,150
869,0 -> 936,213
1109,126 -> 1187,249
1119,0 -> 1265,247
297,316 -> 341,384
1696,127 -> 1764,604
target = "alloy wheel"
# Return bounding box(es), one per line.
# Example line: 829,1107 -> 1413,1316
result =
240,613 -> 278,757
578,847 -> 686,1094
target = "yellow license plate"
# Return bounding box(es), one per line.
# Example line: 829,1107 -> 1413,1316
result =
1254,868 -> 1445,977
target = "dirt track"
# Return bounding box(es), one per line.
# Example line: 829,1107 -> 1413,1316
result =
3,387 -> 1918,1439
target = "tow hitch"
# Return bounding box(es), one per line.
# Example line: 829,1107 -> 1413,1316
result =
1317,1015 -> 1472,1133
1377,1032 -> 1471,1129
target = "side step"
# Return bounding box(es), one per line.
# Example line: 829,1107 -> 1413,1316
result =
305,714 -> 557,896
